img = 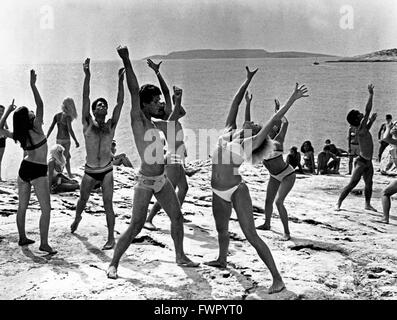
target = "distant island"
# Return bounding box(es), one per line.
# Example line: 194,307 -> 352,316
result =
326,48 -> 397,63
144,49 -> 335,60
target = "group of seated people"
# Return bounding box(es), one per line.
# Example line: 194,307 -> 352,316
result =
48,139 -> 133,194
286,139 -> 348,175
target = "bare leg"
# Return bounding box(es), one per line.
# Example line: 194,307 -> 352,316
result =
363,162 -> 377,211
71,174 -> 97,233
107,187 -> 153,279
101,172 -> 116,250
232,183 -> 285,294
65,158 -> 73,178
204,192 -> 232,268
381,180 -> 397,224
155,179 -> 198,267
32,176 -> 57,254
17,177 -> 35,246
274,173 -> 295,240
335,158 -> 364,211
0,147 -> 5,181
257,176 -> 279,231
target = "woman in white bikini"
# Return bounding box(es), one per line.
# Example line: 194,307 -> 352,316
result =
205,66 -> 308,294
251,98 -> 295,241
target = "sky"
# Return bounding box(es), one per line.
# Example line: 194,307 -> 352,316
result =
1,0 -> 396,64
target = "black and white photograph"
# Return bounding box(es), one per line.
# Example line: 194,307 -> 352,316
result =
0,0 -> 396,306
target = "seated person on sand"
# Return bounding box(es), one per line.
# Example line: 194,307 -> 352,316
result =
324,139 -> 348,157
111,140 -> 133,167
48,144 -> 79,193
286,146 -> 303,173
300,140 -> 315,173
317,145 -> 340,175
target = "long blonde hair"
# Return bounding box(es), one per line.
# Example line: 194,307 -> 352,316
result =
48,144 -> 66,170
61,97 -> 77,120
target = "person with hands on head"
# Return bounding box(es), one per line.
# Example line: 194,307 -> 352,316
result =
70,58 -> 125,250
0,104 -> 10,181
335,84 -> 378,212
0,71 -> 57,254
107,46 -> 198,280
46,97 -> 80,178
255,98 -> 298,241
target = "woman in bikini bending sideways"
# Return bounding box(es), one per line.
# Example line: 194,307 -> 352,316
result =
255,99 -> 298,241
206,66 -> 308,294
0,70 -> 57,254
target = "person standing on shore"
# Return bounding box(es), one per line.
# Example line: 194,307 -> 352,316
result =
335,85 -> 377,212
107,46 -> 198,280
46,98 -> 80,178
144,59 -> 189,231
347,125 -> 360,175
377,114 -> 392,162
70,58 -> 125,250
0,105 -> 9,181
0,71 -> 57,254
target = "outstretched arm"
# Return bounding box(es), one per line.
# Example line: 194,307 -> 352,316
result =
225,66 -> 258,130
168,86 -> 183,121
147,59 -> 172,117
274,116 -> 289,144
111,68 -> 125,128
82,58 -> 91,126
367,113 -> 377,130
244,91 -> 253,122
361,84 -> 374,129
247,83 -> 308,150
117,46 -> 141,119
30,70 -> 44,125
46,115 -> 57,138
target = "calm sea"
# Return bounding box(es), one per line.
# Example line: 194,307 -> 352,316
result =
1,58 -> 397,179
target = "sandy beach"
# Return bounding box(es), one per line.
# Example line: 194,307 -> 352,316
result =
0,158 -> 396,300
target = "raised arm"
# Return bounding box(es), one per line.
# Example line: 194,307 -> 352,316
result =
367,112 -> 377,130
116,46 -> 141,119
82,58 -> 91,126
0,101 -> 16,138
30,70 -> 44,125
244,91 -> 253,122
225,66 -> 258,130
361,84 -> 374,129
147,59 -> 172,117
46,115 -> 57,138
66,118 -> 80,147
168,86 -> 183,121
110,68 -> 125,128
274,117 -> 289,144
247,83 -> 308,150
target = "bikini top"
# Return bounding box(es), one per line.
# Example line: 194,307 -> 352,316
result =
263,140 -> 283,161
215,137 -> 246,165
24,138 -> 47,151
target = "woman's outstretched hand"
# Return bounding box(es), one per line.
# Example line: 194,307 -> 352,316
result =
291,83 -> 309,101
245,66 -> 258,80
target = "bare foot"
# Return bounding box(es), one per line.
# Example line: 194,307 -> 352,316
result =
183,217 -> 191,223
102,239 -> 115,250
177,256 -> 200,268
334,204 -> 341,211
377,218 -> 389,224
268,279 -> 286,294
365,205 -> 377,212
257,224 -> 271,231
143,222 -> 158,231
39,244 -> 58,255
18,238 -> 35,246
204,260 -> 227,269
107,266 -> 118,279
70,215 -> 82,233
281,234 -> 291,241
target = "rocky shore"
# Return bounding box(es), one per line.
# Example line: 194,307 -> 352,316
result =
0,158 -> 396,300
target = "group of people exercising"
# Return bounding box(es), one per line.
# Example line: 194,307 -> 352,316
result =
0,45 -> 394,295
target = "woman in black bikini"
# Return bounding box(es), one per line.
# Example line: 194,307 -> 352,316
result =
0,70 -> 57,254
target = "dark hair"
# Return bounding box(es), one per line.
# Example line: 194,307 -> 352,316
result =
139,84 -> 161,109
13,106 -> 34,149
290,146 -> 298,152
325,139 -> 331,144
323,145 -> 331,151
0,105 -> 4,110
91,97 -> 108,112
347,110 -> 361,127
386,114 -> 392,120
111,140 -> 116,147
301,140 -> 314,153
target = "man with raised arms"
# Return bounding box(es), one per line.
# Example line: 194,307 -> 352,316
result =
335,84 -> 377,212
70,58 -> 125,250
107,46 -> 198,279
